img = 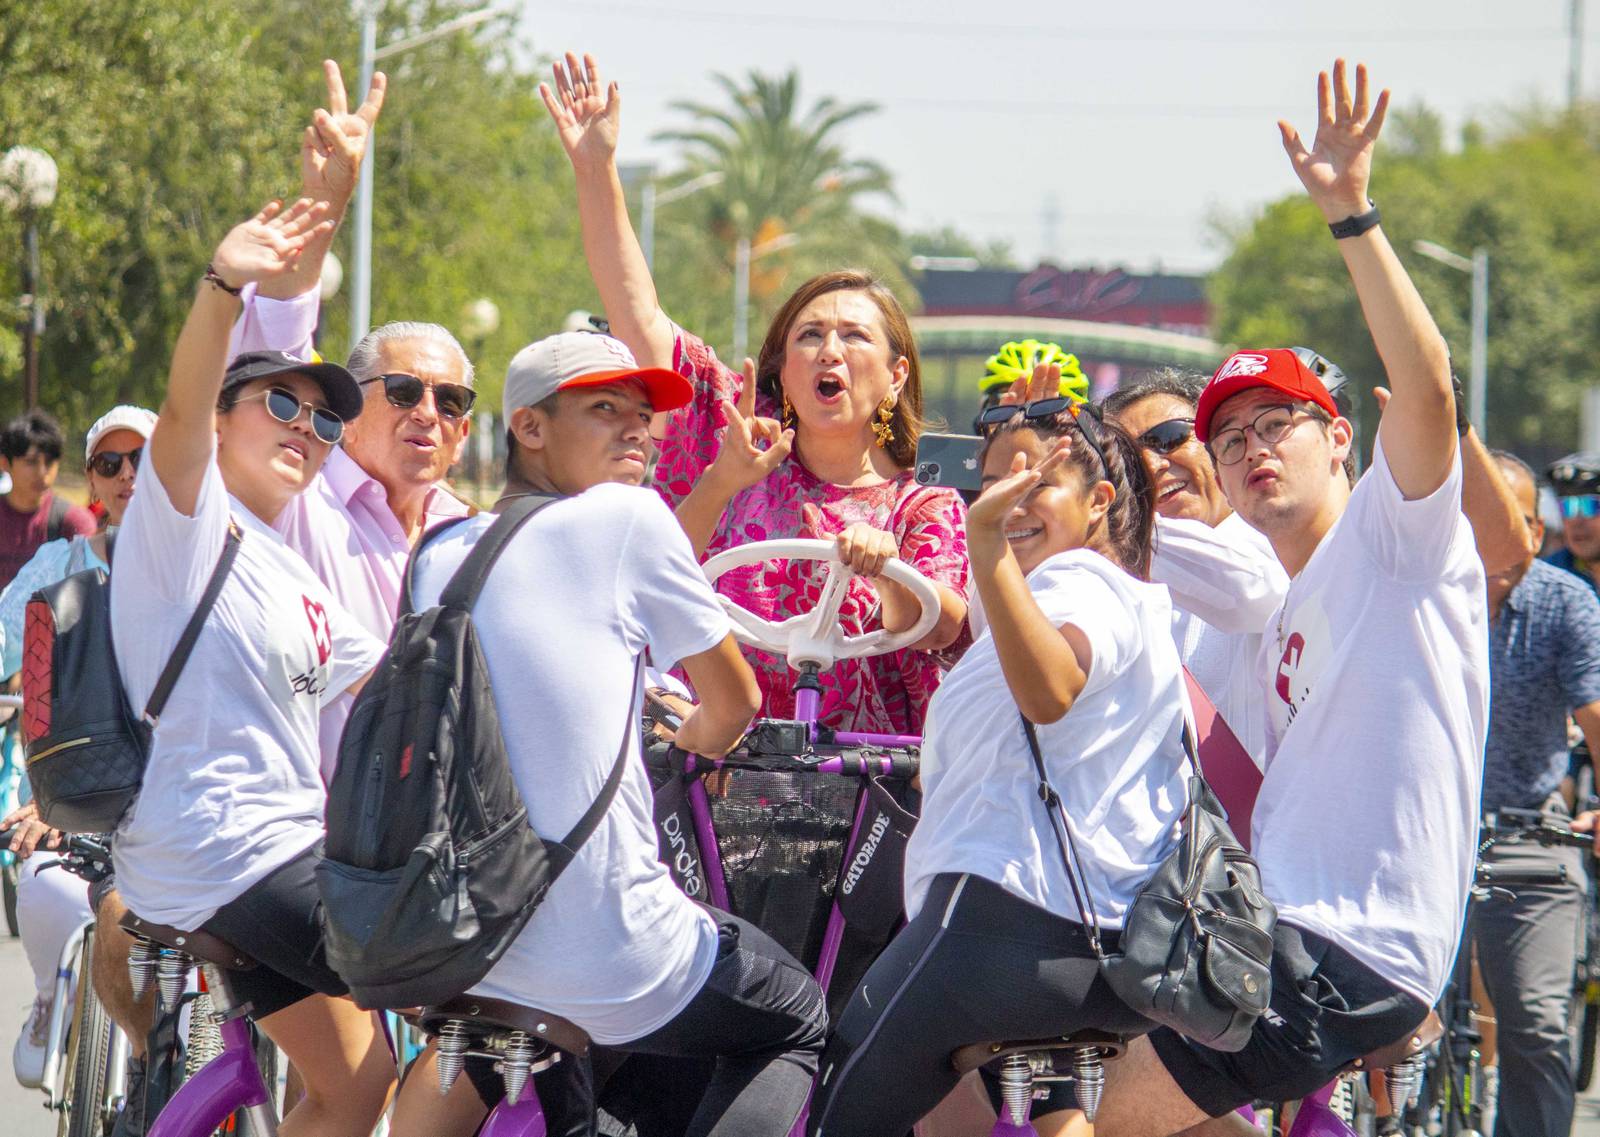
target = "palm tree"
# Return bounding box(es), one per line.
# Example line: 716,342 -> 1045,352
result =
647,69 -> 913,351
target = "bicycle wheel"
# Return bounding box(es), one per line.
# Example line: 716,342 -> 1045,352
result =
58,931 -> 115,1137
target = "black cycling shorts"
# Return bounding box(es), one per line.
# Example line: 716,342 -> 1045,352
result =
201,841 -> 348,1020
1150,921 -> 1431,1116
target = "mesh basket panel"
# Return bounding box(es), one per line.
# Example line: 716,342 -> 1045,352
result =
709,771 -> 860,970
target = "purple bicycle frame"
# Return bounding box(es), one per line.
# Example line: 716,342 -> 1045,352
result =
148,966 -> 277,1137
476,683 -> 924,1137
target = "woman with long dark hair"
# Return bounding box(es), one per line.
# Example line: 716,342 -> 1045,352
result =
808,403 -> 1191,1135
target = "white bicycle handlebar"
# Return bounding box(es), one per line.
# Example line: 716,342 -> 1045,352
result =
702,538 -> 942,671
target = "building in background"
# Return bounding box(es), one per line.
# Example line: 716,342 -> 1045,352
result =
910,262 -> 1224,429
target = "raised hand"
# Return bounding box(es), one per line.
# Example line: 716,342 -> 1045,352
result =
998,361 -> 1064,407
210,199 -> 335,289
539,51 -> 620,168
1279,59 -> 1390,222
301,59 -> 388,205
706,359 -> 794,493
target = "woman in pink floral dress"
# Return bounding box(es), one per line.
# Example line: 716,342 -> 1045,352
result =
542,52 -> 968,734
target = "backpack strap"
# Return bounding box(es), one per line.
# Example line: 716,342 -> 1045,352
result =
44,495 -> 70,543
143,523 -> 242,725
546,655 -> 645,877
1021,714 -> 1108,960
436,495 -> 560,612
398,515 -> 473,617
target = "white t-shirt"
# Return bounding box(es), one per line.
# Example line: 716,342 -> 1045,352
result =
905,550 -> 1190,929
408,484 -> 731,1046
111,449 -> 382,930
1152,513 -> 1288,767
1251,439 -> 1487,1005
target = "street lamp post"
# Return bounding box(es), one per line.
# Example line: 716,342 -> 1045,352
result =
1413,239 -> 1490,436
733,232 -> 799,362
459,297 -> 500,489
349,3 -> 497,355
1,147 -> 58,410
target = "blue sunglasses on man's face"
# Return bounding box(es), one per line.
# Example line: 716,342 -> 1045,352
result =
1559,494 -> 1600,520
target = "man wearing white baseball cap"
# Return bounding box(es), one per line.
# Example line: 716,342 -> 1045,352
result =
388,330 -> 827,1137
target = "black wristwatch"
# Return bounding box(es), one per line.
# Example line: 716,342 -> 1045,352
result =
1328,201 -> 1381,240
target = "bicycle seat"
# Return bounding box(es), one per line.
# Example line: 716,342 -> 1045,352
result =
950,1028 -> 1126,1076
1344,1010 -> 1443,1073
118,911 -> 257,970
418,995 -> 591,1059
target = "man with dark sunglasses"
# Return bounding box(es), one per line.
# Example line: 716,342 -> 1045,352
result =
1103,370 -> 1287,770
1544,452 -> 1600,594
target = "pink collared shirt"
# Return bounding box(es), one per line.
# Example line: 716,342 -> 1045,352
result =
273,447 -> 472,642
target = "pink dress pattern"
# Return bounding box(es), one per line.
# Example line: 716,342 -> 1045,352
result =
654,326 -> 970,735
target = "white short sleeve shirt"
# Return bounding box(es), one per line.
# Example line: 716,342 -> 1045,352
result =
1250,438 -> 1488,1005
905,550 -> 1190,929
407,484 -> 734,1045
109,449 -> 382,930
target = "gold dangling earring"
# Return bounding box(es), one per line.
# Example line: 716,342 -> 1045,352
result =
872,396 -> 895,448
781,389 -> 797,431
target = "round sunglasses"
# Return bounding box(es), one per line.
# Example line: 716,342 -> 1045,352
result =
237,387 -> 345,445
1135,418 -> 1195,456
361,373 -> 476,420
88,447 -> 142,479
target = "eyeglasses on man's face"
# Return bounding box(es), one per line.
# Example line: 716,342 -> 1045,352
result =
1207,405 -> 1314,467
362,373 -> 477,421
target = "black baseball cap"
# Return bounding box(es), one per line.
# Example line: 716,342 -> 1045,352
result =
222,350 -> 364,424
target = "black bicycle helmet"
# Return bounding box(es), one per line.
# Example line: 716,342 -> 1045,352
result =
1289,346 -> 1356,420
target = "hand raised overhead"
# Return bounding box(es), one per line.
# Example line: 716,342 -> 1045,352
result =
1279,59 -> 1390,223
539,51 -> 620,168
996,361 -> 1065,408
210,199 -> 335,290
301,59 -> 387,204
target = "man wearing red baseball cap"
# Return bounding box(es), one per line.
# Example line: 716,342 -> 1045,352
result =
1089,61 -> 1492,1136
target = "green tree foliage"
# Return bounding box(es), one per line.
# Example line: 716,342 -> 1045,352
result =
1209,104 -> 1600,466
0,0 -> 590,430
645,68 -> 916,356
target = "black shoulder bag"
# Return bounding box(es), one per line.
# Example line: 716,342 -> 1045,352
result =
1022,713 -> 1277,1052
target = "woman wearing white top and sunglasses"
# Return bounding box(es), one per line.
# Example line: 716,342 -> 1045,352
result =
109,198 -> 393,1136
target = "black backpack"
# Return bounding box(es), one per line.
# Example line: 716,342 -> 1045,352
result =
22,528 -> 240,833
317,495 -> 637,1010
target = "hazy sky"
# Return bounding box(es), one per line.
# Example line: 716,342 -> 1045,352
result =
511,0 -> 1589,273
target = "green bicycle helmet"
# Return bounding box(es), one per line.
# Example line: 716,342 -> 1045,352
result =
980,340 -> 1089,402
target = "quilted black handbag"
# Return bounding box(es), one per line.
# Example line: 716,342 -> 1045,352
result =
1022,711 -> 1276,1052
21,527 -> 239,832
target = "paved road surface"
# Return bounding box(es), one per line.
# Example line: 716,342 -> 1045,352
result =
2,928 -> 1600,1135
1,935 -> 56,1135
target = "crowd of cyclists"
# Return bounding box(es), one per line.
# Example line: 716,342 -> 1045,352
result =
0,46 -> 1593,1137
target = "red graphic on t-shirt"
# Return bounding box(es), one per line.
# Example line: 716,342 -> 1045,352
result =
302,597 -> 332,665
1275,632 -> 1306,706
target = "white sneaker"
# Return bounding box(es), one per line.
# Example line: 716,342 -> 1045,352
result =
12,995 -> 50,1089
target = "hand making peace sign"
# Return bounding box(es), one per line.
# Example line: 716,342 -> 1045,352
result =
706,358 -> 795,495
301,59 -> 388,205
1279,59 -> 1390,223
539,51 -> 621,169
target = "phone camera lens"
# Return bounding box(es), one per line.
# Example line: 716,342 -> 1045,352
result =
916,462 -> 940,485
